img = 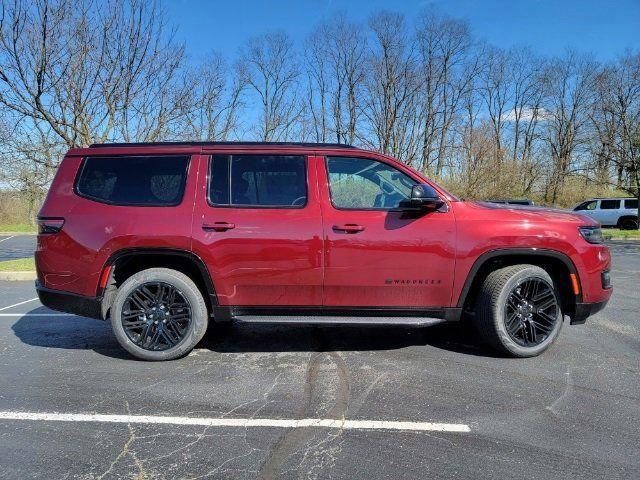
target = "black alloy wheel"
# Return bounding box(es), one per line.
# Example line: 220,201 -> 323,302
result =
504,278 -> 559,347
121,282 -> 192,351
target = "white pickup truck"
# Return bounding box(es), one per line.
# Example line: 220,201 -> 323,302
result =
573,197 -> 639,229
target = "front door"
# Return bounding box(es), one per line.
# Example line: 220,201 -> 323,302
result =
191,153 -> 323,307
318,155 -> 456,308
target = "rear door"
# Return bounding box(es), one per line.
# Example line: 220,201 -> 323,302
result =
598,199 -> 621,226
317,154 -> 456,308
191,152 -> 323,307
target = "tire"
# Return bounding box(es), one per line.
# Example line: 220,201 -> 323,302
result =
110,268 -> 208,361
619,217 -> 639,230
475,264 -> 564,358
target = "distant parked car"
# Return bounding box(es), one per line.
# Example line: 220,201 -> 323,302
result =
573,198 -> 639,229
485,199 -> 535,206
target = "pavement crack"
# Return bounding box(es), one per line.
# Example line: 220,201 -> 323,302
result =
546,366 -> 574,416
256,332 -> 351,480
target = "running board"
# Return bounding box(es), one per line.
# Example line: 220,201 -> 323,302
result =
232,315 -> 447,326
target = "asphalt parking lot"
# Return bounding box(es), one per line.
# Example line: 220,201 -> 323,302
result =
0,239 -> 638,479
0,234 -> 35,261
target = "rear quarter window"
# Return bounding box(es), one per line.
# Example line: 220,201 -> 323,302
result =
75,156 -> 190,206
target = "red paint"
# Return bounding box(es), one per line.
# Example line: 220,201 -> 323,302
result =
36,144 -> 612,314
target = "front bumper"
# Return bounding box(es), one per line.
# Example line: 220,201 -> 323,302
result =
570,299 -> 609,325
36,281 -> 103,320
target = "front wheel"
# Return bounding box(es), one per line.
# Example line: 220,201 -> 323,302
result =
475,264 -> 563,357
110,268 -> 208,361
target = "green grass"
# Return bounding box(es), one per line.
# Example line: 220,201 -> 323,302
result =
0,223 -> 36,233
604,228 -> 640,239
0,257 -> 35,271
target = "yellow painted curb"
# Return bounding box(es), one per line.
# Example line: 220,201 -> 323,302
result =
0,271 -> 37,281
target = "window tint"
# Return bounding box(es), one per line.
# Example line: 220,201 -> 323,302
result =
76,156 -> 189,206
209,155 -> 307,207
326,157 -> 418,209
624,199 -> 638,209
600,199 -> 620,210
575,201 -> 597,211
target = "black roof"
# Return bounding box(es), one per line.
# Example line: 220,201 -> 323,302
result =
89,141 -> 356,149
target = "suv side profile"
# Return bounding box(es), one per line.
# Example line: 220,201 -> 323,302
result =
573,198 -> 639,230
36,142 -> 612,360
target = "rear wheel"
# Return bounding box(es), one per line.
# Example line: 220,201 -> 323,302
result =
111,268 -> 208,361
619,217 -> 639,230
475,264 -> 563,357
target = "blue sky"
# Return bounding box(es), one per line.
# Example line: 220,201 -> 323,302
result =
165,0 -> 640,61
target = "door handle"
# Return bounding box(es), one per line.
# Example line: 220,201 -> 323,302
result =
202,222 -> 236,232
333,224 -> 365,234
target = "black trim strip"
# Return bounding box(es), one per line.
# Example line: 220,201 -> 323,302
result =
90,142 -> 356,149
571,300 -> 609,325
36,282 -> 103,320
213,306 -> 462,323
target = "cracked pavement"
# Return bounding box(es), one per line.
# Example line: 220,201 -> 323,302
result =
0,241 -> 638,479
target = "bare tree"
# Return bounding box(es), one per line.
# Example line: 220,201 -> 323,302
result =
361,11 -> 422,161
183,53 -> 244,141
237,31 -> 301,141
480,46 -> 510,157
415,10 -> 480,176
592,52 -> 640,224
0,0 -> 188,148
542,51 -> 599,204
305,15 -> 366,145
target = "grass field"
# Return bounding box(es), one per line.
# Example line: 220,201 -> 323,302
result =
604,228 -> 640,239
0,257 -> 36,271
0,223 -> 36,233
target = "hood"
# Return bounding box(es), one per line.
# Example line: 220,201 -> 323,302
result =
471,201 -> 598,225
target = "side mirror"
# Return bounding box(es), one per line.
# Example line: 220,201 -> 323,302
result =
399,184 -> 444,212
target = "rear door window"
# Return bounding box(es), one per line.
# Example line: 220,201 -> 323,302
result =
208,155 -> 307,208
75,156 -> 190,206
600,199 -> 621,210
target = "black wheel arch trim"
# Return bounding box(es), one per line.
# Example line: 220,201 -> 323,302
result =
100,247 -> 219,307
456,247 -> 583,309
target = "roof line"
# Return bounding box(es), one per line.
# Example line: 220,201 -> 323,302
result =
89,141 -> 356,149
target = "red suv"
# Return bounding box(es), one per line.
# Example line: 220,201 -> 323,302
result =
36,142 -> 612,360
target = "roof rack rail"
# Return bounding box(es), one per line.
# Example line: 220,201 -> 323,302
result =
88,141 -> 356,149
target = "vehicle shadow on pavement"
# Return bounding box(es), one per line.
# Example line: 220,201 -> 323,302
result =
11,306 -> 132,360
11,307 -> 502,359
200,321 -> 503,357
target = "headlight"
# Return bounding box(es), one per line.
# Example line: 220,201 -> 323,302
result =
579,226 -> 604,244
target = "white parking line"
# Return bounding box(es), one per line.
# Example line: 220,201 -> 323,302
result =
0,298 -> 39,312
0,235 -> 16,244
0,313 -> 68,317
0,411 -> 471,433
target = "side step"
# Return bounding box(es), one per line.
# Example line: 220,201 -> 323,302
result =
232,315 -> 447,326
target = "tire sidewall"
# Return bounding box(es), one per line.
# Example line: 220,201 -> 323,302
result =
493,267 -> 563,357
110,268 -> 208,361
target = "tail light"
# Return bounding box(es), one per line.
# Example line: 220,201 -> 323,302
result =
37,217 -> 65,234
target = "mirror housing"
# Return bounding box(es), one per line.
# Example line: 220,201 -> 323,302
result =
399,184 -> 444,212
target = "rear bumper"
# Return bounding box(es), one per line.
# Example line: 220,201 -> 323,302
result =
36,281 -> 103,320
570,299 -> 609,325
